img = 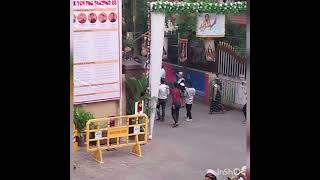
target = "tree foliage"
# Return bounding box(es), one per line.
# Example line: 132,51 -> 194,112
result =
175,0 -> 246,55
225,19 -> 246,56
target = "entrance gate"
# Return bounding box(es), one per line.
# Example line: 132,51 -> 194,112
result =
217,41 -> 247,108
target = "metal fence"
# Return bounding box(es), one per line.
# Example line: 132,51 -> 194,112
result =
217,42 -> 247,108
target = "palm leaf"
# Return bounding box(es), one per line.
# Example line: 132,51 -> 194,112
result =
125,75 -> 150,115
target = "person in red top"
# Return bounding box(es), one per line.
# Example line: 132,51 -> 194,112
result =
171,82 -> 181,128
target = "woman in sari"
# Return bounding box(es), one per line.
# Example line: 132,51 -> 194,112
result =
209,78 -> 223,114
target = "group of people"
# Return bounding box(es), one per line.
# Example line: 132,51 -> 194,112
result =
157,67 -> 196,128
156,66 -> 248,179
156,66 -> 247,128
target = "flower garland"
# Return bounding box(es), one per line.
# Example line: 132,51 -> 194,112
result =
150,1 -> 247,14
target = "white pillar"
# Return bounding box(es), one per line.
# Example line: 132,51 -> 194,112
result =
148,12 -> 165,139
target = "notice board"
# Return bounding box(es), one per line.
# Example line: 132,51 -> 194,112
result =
73,0 -> 122,104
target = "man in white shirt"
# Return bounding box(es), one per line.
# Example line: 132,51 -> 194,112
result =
184,81 -> 196,121
157,79 -> 169,121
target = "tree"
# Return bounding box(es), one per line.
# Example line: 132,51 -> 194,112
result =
225,19 -> 246,56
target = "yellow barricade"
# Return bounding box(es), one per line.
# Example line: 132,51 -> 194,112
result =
85,113 -> 149,163
73,124 -> 78,152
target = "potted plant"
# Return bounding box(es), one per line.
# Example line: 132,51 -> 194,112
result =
73,106 -> 94,146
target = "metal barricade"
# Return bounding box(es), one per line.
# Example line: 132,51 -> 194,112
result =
73,124 -> 78,152
85,114 -> 149,163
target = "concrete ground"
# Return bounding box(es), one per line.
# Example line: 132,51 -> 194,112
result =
72,99 -> 246,180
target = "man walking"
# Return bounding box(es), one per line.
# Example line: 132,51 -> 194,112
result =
157,79 -> 169,121
177,71 -> 186,107
184,82 -> 196,122
171,82 -> 182,128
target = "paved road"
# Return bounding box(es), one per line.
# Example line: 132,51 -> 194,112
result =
72,100 -> 246,180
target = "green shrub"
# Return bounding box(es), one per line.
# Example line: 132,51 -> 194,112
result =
125,75 -> 152,115
73,106 -> 94,134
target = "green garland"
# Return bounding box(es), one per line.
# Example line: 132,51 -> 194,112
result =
150,1 -> 247,14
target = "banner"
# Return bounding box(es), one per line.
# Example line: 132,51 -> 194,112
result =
73,0 -> 122,104
196,13 -> 225,37
178,39 -> 188,62
204,40 -> 216,62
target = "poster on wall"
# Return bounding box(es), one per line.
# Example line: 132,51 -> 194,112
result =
178,39 -> 188,62
204,40 -> 216,62
196,13 -> 225,37
73,0 -> 122,104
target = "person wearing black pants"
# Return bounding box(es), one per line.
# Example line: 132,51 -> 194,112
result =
184,82 -> 196,121
157,79 -> 169,121
242,103 -> 247,119
170,82 -> 182,127
171,103 -> 181,126
186,104 -> 192,120
157,99 -> 167,121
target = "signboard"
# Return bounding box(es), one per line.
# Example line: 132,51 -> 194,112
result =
133,126 -> 140,134
95,131 -> 102,139
108,127 -> 128,138
135,101 -> 144,115
73,0 -> 122,104
196,13 -> 225,37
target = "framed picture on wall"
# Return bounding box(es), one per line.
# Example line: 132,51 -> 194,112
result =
178,39 -> 188,62
196,13 -> 225,37
204,39 -> 216,62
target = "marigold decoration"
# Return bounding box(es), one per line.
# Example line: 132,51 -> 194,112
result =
150,1 -> 247,14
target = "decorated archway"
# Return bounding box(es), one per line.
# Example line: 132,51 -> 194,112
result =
146,1 -> 247,139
